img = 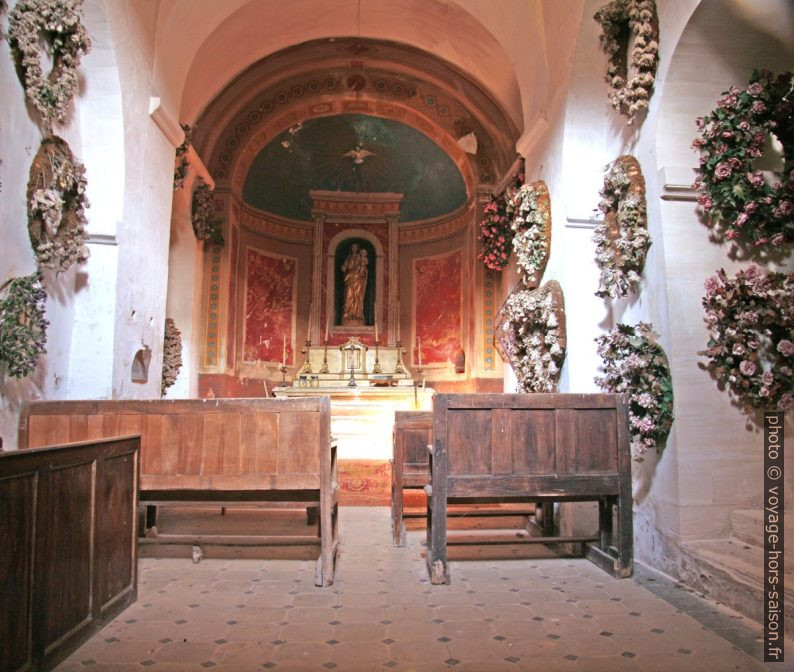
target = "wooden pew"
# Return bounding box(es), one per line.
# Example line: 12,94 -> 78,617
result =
1,435 -> 139,672
19,397 -> 339,587
391,411 -> 550,546
425,393 -> 632,584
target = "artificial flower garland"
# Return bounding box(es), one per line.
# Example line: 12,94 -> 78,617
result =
593,155 -> 650,299
8,0 -> 92,128
692,70 -> 794,248
594,0 -> 659,124
191,180 -> 224,244
173,123 -> 193,190
595,322 -> 673,459
510,180 -> 551,289
0,272 -> 49,379
27,136 -> 90,273
478,163 -> 525,271
498,280 -> 566,393
161,318 -> 183,395
700,266 -> 793,411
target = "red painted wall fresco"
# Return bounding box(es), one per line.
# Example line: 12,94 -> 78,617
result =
413,250 -> 462,365
243,247 -> 296,364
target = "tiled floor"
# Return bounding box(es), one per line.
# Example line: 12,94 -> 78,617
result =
56,507 -> 792,671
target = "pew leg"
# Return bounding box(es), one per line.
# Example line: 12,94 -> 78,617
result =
425,487 -> 448,585
391,461 -> 406,547
137,503 -> 158,537
616,493 -> 633,577
598,497 -> 613,550
306,505 -> 319,527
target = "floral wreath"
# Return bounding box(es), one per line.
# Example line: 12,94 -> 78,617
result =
478,162 -> 525,271
161,318 -> 183,395
692,70 -> 794,248
191,180 -> 224,244
496,280 -> 566,393
594,155 -> 650,298
8,0 -> 92,128
595,322 -> 673,460
594,0 -> 659,124
0,272 -> 49,379
27,136 -> 90,273
510,180 -> 551,289
700,266 -> 793,412
174,123 -> 194,190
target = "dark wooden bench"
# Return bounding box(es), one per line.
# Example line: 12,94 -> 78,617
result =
425,393 -> 632,584
391,410 -> 551,546
1,435 -> 140,672
19,397 -> 339,586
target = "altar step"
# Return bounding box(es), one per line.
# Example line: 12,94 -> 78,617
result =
679,508 -> 793,636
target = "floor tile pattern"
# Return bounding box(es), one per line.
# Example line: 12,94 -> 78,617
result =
54,507 -> 792,671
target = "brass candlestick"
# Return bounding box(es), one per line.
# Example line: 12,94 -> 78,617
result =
298,339 -> 313,374
320,341 -> 329,374
372,339 -> 382,374
394,340 -> 406,375
279,363 -> 287,383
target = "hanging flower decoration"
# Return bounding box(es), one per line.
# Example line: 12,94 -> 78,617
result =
692,70 -> 794,248
510,180 -> 551,289
594,155 -> 650,298
191,180 -> 224,244
496,280 -> 566,393
161,318 -> 183,395
594,0 -> 659,124
478,162 -> 525,271
595,322 -> 673,460
8,0 -> 92,128
478,193 -> 513,271
27,136 -> 90,273
173,123 -> 193,190
0,272 -> 49,379
699,266 -> 793,412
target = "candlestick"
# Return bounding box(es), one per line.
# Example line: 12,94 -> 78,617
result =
307,302 -> 313,344
418,337 -> 423,369
325,315 -> 329,343
374,320 -> 379,343
282,334 -> 286,366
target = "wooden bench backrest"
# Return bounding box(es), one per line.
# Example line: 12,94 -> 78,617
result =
433,393 -> 630,499
393,411 -> 433,470
19,398 -> 331,492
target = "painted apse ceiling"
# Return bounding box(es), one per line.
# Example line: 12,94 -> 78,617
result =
242,114 -> 468,222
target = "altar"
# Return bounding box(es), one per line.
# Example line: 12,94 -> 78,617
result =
273,338 -> 434,463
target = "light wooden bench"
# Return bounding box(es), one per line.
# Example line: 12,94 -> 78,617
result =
19,397 -> 339,586
425,393 -> 632,584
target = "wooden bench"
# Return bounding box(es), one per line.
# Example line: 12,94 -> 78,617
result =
391,411 -> 551,546
425,393 -> 632,584
1,435 -> 139,672
19,397 -> 339,586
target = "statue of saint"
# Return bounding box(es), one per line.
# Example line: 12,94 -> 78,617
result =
341,244 -> 369,325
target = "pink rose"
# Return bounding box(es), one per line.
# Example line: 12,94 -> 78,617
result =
735,213 -> 748,227
704,276 -> 719,294
744,201 -> 758,214
726,230 -> 739,240
747,82 -> 764,96
738,120 -> 751,132
778,200 -> 793,216
698,194 -> 713,210
747,172 -> 765,187
780,394 -> 794,411
752,101 -> 766,114
759,387 -> 770,398
714,162 -> 732,179
777,340 -> 794,356
762,371 -> 774,386
771,233 -> 785,245
739,360 -> 757,376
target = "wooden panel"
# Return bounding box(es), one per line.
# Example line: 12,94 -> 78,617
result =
161,415 -> 182,476
202,413 -> 241,475
278,412 -> 321,475
490,409 -> 512,475
402,427 -> 431,465
574,409 -> 617,473
68,415 -> 89,443
28,415 -> 69,448
1,436 -> 140,672
447,474 -> 620,498
509,409 -> 556,475
85,415 -> 105,441
252,412 -> 279,475
142,415 -> 164,474
176,414 -> 204,475
42,460 -> 95,651
97,451 -> 136,609
0,472 -> 36,672
447,409 -> 492,475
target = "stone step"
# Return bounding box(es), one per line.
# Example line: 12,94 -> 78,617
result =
730,509 -> 764,548
683,537 -> 793,634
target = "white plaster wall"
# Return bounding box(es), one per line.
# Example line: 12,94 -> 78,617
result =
103,0 -> 178,399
